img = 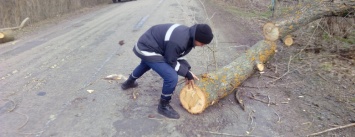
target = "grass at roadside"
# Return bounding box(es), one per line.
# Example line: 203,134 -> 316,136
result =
226,6 -> 272,19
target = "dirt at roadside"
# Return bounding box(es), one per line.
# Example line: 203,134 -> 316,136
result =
202,0 -> 355,136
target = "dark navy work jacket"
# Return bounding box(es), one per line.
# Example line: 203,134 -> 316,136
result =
133,24 -> 198,77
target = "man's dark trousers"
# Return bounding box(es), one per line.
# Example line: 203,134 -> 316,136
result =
131,61 -> 178,100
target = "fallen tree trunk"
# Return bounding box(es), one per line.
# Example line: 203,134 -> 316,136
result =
180,41 -> 276,114
0,30 -> 15,43
274,0 -> 355,39
180,0 -> 355,114
0,17 -> 29,44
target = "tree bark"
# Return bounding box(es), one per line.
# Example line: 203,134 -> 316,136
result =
180,41 -> 276,114
179,0 -> 355,114
272,0 -> 355,39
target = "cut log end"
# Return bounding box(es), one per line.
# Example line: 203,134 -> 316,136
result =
179,86 -> 208,114
283,35 -> 293,46
256,63 -> 265,73
263,23 -> 279,41
0,30 -> 15,43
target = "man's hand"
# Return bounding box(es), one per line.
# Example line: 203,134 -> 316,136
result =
185,71 -> 199,89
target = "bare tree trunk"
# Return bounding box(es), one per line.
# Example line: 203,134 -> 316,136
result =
180,41 -> 276,114
0,17 -> 29,43
274,0 -> 355,40
180,0 -> 355,114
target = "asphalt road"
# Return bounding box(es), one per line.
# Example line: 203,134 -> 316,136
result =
0,0 -> 222,136
0,0 -> 278,137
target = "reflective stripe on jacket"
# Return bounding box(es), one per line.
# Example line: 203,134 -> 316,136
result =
133,23 -> 197,77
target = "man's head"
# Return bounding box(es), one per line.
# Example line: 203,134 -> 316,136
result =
194,24 -> 213,46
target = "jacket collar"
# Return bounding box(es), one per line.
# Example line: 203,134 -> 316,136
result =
189,24 -> 198,48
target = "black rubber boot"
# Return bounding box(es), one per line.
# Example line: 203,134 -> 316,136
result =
158,99 -> 180,119
121,76 -> 138,90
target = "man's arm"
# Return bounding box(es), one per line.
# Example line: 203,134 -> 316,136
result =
164,43 -> 190,77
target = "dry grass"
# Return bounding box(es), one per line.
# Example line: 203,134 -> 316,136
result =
0,0 -> 110,28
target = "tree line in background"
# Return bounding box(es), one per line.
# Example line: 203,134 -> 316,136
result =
0,0 -> 111,28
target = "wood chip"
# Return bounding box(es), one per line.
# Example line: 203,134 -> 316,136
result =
104,74 -> 126,80
87,90 -> 94,93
